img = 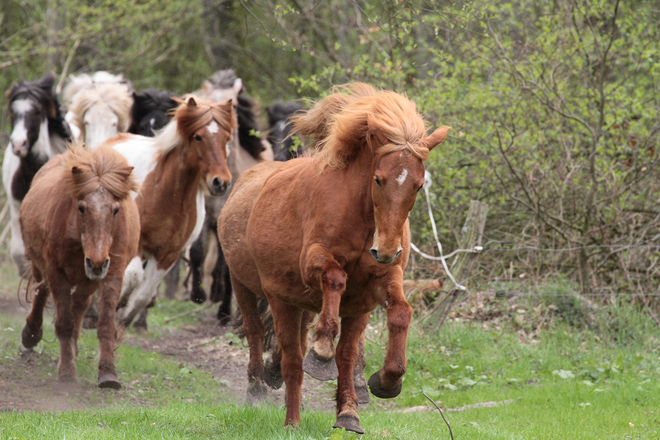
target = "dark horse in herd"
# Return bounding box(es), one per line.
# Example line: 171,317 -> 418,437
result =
5,72 -> 449,434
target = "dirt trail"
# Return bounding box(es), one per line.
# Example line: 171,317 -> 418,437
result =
0,295 -> 338,413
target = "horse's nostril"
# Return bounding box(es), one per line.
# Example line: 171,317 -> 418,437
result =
212,177 -> 221,189
102,259 -> 110,270
395,249 -> 402,259
85,258 -> 93,269
370,249 -> 379,260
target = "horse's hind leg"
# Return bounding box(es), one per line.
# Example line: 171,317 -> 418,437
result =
333,313 -> 370,434
232,275 -> 267,401
70,285 -> 94,358
22,272 -> 49,349
163,259 -> 181,300
269,298 -> 304,427
82,293 -> 99,329
263,310 -> 312,390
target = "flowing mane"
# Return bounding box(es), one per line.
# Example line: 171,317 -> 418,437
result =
69,83 -> 133,135
291,83 -> 428,169
63,144 -> 138,200
127,88 -> 178,134
62,71 -> 132,106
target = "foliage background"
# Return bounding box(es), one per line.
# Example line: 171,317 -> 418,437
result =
2,0 -> 660,301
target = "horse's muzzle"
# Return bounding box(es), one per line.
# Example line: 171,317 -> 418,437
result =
85,257 -> 110,280
208,177 -> 230,196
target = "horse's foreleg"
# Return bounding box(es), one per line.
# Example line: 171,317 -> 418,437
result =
50,275 -> 77,382
301,245 -> 345,380
269,298 -> 304,428
189,227 -> 207,304
368,267 -> 411,399
212,243 -> 232,324
97,276 -> 122,389
116,257 -> 165,328
70,286 -> 94,357
232,275 -> 267,401
333,313 -> 370,434
22,275 -> 49,349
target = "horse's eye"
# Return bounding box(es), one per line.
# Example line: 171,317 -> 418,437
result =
417,185 -> 424,193
78,205 -> 85,215
113,208 -> 119,217
194,134 -> 202,142
375,177 -> 382,187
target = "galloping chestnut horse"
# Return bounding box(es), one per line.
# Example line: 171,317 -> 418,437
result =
218,83 -> 450,433
20,145 -> 139,388
104,96 -> 235,328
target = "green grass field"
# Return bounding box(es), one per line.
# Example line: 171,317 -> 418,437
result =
1,284 -> 659,439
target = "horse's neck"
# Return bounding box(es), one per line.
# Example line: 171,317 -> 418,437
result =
327,145 -> 376,221
32,119 -> 56,159
149,145 -> 202,207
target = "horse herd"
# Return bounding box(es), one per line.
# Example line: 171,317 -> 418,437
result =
2,72 -> 449,434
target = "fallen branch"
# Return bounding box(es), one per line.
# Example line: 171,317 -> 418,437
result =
422,390 -> 454,440
187,336 -> 220,350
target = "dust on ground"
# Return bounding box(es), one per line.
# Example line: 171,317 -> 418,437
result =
0,295 -> 339,414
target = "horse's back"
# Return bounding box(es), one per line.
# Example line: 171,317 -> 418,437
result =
219,160 -> 285,296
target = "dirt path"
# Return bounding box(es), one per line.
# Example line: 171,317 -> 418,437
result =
0,295 -> 338,414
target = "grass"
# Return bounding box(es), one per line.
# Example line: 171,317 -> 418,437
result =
1,279 -> 660,439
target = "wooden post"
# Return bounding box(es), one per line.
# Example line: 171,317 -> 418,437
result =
426,200 -> 489,329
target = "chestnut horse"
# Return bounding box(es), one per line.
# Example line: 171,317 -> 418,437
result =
218,83 -> 449,433
20,145 -> 139,388
103,96 -> 235,328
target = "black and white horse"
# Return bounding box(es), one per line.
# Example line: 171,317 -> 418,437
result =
2,73 -> 71,274
127,89 -> 179,137
267,101 -> 305,162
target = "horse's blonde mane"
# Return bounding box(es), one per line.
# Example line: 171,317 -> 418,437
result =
291,83 -> 428,169
62,71 -> 129,106
69,83 -> 133,136
62,144 -> 138,200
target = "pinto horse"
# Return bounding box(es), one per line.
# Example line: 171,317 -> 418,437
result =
2,73 -> 72,275
218,83 -> 450,433
103,96 -> 235,328
186,70 -> 273,323
20,145 -> 139,388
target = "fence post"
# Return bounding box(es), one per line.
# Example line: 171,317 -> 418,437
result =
427,200 -> 489,329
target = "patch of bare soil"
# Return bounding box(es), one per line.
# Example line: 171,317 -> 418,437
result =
125,308 -> 339,413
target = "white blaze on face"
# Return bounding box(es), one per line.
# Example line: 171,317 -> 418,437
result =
10,99 -> 33,154
207,121 -> 219,134
396,168 -> 408,186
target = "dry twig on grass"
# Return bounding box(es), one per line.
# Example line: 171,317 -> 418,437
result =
422,390 -> 454,440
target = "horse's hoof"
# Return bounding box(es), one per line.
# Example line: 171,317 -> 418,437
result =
132,323 -> 148,334
367,371 -> 402,399
58,375 -> 77,384
333,414 -> 364,434
303,348 -> 338,381
99,372 -> 122,390
246,381 -> 268,405
190,289 -> 206,304
217,311 -> 231,326
82,316 -> 97,330
262,358 -> 283,389
356,385 -> 370,404
21,325 -> 42,349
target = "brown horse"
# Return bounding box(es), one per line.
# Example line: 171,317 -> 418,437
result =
20,145 -> 140,389
103,96 -> 235,328
218,83 -> 449,433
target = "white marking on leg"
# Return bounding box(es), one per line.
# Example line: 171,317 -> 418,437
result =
396,169 -> 408,186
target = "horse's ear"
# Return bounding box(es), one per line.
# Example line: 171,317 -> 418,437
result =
71,166 -> 83,175
423,126 -> 451,152
187,96 -> 197,107
40,72 -> 57,90
202,82 -> 212,93
367,114 -> 388,146
232,78 -> 243,97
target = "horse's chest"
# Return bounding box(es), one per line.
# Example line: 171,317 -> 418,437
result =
12,157 -> 47,201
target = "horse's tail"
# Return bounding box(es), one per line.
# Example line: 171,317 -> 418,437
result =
290,83 -> 377,147
233,296 -> 275,350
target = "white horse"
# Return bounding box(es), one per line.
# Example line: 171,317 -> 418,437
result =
62,72 -> 132,149
2,73 -> 71,274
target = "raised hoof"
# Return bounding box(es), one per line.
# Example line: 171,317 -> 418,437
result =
303,349 -> 338,381
356,385 -> 370,404
21,325 -> 42,349
99,372 -> 122,390
333,414 -> 364,434
367,372 -> 402,399
262,358 -> 283,389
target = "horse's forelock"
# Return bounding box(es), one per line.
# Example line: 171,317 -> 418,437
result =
173,98 -> 235,141
63,145 -> 138,201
